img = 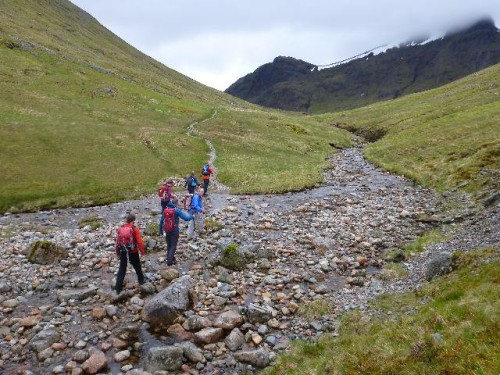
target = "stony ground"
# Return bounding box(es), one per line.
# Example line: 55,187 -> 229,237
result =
0,147 -> 498,375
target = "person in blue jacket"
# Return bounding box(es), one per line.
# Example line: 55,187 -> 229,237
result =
159,196 -> 193,266
187,187 -> 205,239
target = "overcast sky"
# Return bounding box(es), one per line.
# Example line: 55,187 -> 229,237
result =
69,0 -> 499,91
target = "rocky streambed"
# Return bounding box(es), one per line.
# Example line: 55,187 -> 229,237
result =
0,147 -> 497,375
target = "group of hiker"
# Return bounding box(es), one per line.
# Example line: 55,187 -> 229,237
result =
113,162 -> 214,294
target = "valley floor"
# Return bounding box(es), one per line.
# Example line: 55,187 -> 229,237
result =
0,148 -> 497,374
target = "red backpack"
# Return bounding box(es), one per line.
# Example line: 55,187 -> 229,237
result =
158,183 -> 173,202
182,194 -> 193,210
116,225 -> 135,252
163,208 -> 177,232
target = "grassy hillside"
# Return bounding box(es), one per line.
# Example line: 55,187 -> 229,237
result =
0,0 -> 352,213
316,64 -> 500,200
196,108 -> 352,194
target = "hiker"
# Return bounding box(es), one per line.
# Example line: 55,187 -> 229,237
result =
184,171 -> 198,195
114,213 -> 145,294
158,179 -> 173,210
201,162 -> 213,196
187,187 -> 205,239
160,196 -> 193,266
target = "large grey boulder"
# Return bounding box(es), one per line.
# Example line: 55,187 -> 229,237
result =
141,276 -> 192,328
145,346 -> 184,372
425,252 -> 454,280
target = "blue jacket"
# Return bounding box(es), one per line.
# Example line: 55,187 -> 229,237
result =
189,193 -> 203,214
159,201 -> 193,234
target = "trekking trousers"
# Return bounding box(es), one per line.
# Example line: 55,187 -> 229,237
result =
203,179 -> 210,194
165,230 -> 179,266
115,250 -> 144,292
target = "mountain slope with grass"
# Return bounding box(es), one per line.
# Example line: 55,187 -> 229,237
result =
0,0 -> 352,213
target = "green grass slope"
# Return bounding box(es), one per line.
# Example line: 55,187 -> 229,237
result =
0,0 -> 352,213
265,248 -> 500,375
316,64 -> 500,200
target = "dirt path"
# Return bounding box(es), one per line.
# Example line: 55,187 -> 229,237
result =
187,109 -> 230,193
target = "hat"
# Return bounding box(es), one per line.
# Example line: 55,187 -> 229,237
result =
126,213 -> 136,223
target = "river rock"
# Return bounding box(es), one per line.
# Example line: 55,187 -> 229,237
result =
425,252 -> 454,280
213,309 -> 244,330
145,346 -> 184,372
183,315 -> 213,331
246,303 -> 273,323
29,328 -> 61,353
194,327 -> 224,345
182,341 -> 205,363
81,348 -> 107,374
56,287 -> 98,302
225,328 -> 244,351
160,268 -> 180,282
141,275 -> 192,328
233,349 -> 271,368
25,240 -> 68,264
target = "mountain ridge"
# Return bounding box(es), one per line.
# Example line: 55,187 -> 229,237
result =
225,17 -> 500,113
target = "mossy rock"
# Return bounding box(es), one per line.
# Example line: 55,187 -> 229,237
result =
26,241 -> 68,265
78,215 -> 103,230
144,221 -> 160,237
218,243 -> 247,271
382,248 -> 406,263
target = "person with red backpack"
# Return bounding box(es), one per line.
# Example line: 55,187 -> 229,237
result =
201,162 -> 213,196
114,213 -> 145,294
160,196 -> 193,266
158,179 -> 174,210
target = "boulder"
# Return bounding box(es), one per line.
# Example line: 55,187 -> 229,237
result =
141,276 -> 192,328
182,315 -> 212,331
160,268 -> 180,282
182,342 -> 205,363
29,329 -> 61,353
217,243 -> 248,271
81,348 -> 107,374
145,346 -> 184,372
225,328 -> 244,351
246,303 -> 273,324
194,327 -> 224,345
233,349 -> 270,368
25,241 -> 68,265
425,252 -> 454,280
213,310 -> 244,330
